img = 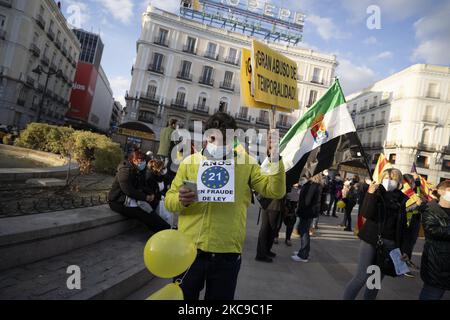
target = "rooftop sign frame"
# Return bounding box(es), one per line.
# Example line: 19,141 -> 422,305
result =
180,0 -> 304,46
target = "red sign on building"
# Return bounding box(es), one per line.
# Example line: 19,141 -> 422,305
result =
67,62 -> 98,121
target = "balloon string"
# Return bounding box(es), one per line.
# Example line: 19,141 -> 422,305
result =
176,207 -> 208,285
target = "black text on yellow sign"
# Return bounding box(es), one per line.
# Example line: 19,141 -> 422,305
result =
251,40 -> 299,110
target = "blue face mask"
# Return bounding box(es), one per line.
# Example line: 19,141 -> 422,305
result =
137,161 -> 146,172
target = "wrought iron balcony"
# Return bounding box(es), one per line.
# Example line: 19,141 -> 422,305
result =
177,71 -> 193,81
193,104 -> 210,114
148,63 -> 165,74
199,76 -> 214,87
153,36 -> 169,47
204,51 -> 219,61
219,81 -> 235,91
224,56 -> 239,66
235,113 -> 250,122
182,45 -> 197,55
170,99 -> 188,110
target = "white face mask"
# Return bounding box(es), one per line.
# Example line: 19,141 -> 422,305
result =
443,191 -> 450,202
206,143 -> 233,159
382,179 -> 398,192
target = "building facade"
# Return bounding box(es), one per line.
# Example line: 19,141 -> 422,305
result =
122,4 -> 337,152
0,0 -> 80,128
346,64 -> 450,184
66,29 -> 114,133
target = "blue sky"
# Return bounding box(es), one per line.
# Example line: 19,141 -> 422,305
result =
61,0 -> 450,105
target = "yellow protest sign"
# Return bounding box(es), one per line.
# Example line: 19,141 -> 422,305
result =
240,48 -> 291,112
251,40 -> 299,110
240,48 -> 272,110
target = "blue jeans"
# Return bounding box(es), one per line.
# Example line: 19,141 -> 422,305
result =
176,251 -> 242,300
297,218 -> 313,259
419,283 -> 446,300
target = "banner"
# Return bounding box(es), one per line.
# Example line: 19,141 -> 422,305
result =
251,40 -> 299,110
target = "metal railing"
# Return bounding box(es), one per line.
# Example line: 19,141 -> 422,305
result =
199,76 -> 214,87
177,71 -> 193,81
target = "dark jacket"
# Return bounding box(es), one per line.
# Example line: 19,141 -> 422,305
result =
345,182 -> 360,204
145,171 -> 164,210
108,160 -> 148,204
296,181 -> 323,219
358,182 -> 369,206
420,200 -> 450,290
358,187 -> 409,251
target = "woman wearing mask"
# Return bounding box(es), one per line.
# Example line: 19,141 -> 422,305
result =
419,180 -> 450,300
343,168 -> 409,300
291,175 -> 323,263
108,150 -> 171,232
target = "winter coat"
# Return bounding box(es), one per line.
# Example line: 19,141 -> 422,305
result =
420,200 -> 450,290
358,187 -> 409,251
296,181 -> 323,219
108,160 -> 149,204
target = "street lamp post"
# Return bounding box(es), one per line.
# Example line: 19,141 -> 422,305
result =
32,65 -> 63,123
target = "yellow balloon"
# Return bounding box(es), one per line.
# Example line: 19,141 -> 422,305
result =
146,283 -> 184,300
143,229 -> 197,278
337,200 -> 346,209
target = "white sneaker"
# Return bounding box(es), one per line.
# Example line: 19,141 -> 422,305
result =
293,251 -> 299,255
291,255 -> 308,262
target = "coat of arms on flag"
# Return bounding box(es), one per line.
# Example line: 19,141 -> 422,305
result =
310,113 -> 329,144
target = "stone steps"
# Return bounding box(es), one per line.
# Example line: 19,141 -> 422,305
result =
0,205 -> 138,271
0,227 -> 156,300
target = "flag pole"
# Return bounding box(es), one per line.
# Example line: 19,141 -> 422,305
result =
335,76 -> 372,179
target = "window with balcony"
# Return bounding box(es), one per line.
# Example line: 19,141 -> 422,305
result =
155,28 -> 169,46
219,97 -> 228,113
195,92 -> 208,113
200,66 -> 214,86
225,48 -> 238,65
278,114 -> 289,128
174,88 -> 186,106
307,90 -> 317,107
149,53 -> 164,74
220,71 -> 234,91
146,83 -> 157,100
237,107 -> 249,120
178,60 -> 192,80
205,42 -> 218,60
426,83 -> 439,99
312,67 -> 322,84
423,105 -> 436,122
421,129 -> 430,145
184,36 -> 196,54
258,110 -> 269,124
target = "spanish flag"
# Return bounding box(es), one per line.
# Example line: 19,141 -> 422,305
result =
419,175 -> 433,201
372,153 -> 392,183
